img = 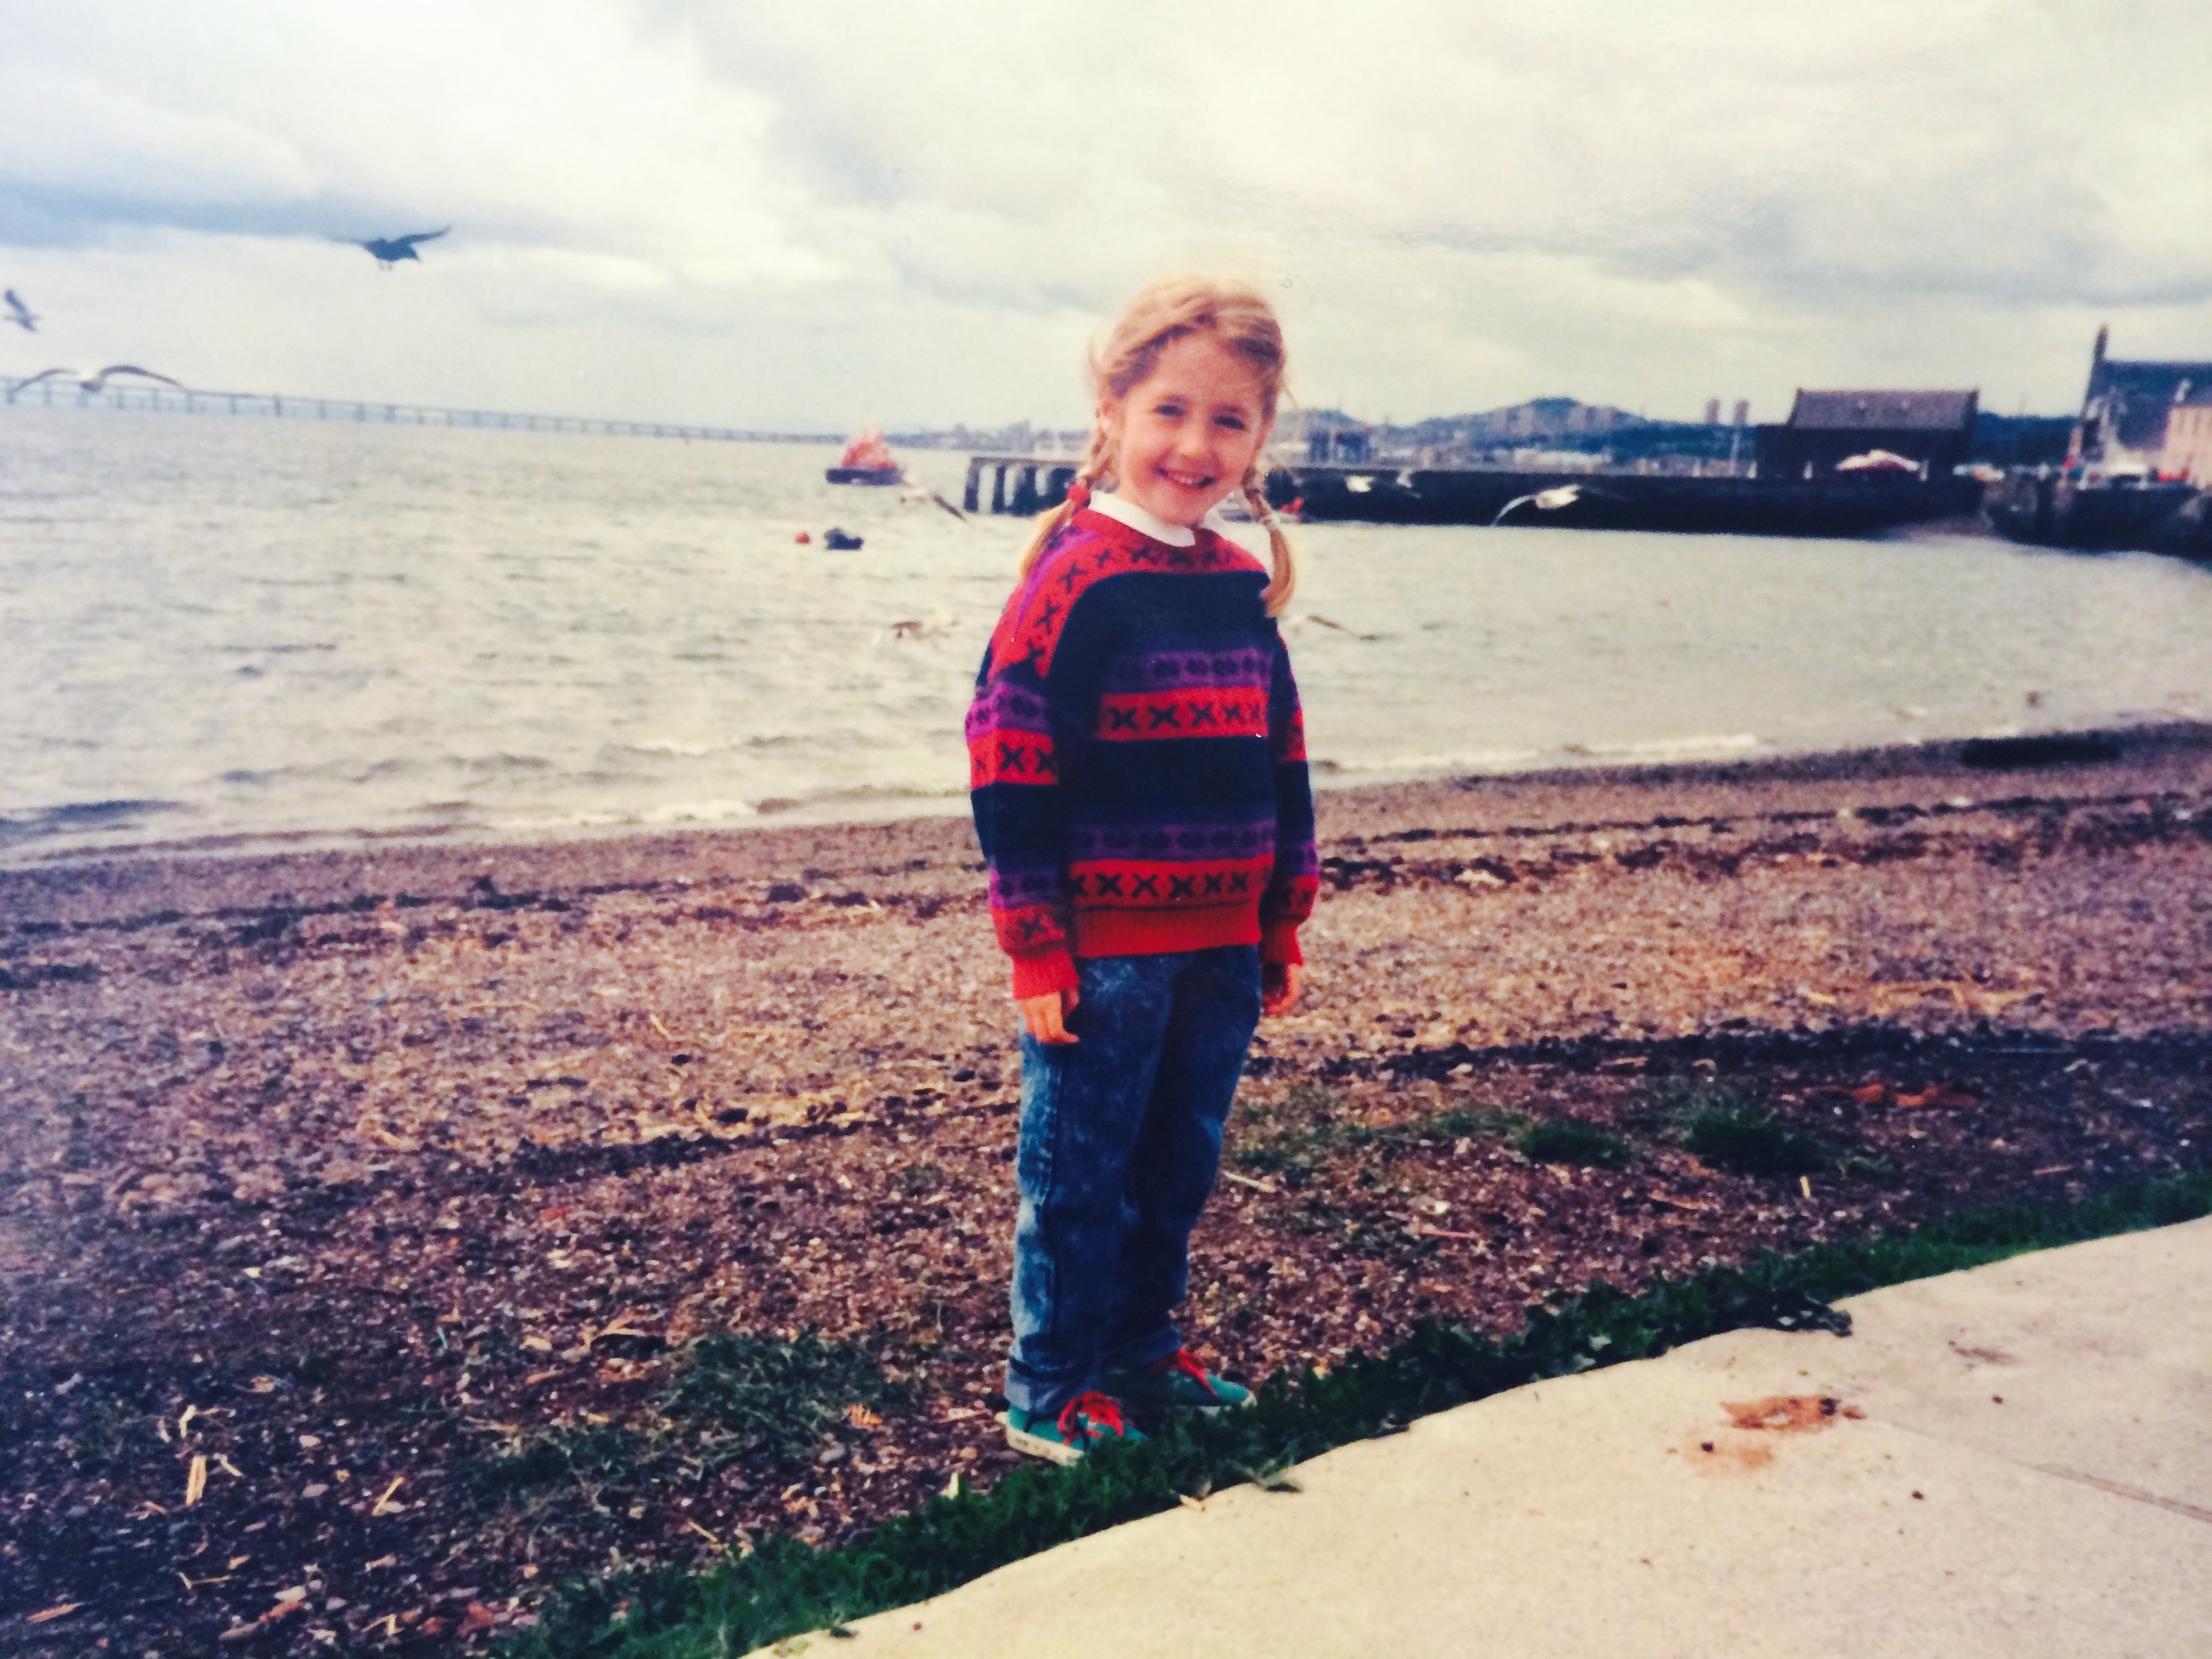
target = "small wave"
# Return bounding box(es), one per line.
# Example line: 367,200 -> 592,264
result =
501,809 -> 635,831
753,782 -> 965,817
483,799 -> 765,835
1558,733 -> 1763,763
0,798 -> 188,848
1313,747 -> 1544,777
638,799 -> 760,826
208,758 -> 421,787
614,739 -> 722,759
451,752 -> 556,777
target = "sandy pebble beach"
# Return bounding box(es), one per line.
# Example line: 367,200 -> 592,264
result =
3,726 -> 2208,1652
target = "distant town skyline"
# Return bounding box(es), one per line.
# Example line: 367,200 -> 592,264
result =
3,2 -> 2207,432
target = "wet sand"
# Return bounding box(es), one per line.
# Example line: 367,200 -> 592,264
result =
4,726 -> 2209,1651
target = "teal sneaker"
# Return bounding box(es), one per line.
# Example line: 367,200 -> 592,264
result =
998,1391 -> 1144,1465
1098,1349 -> 1253,1413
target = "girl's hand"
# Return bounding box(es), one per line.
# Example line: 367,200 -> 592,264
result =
1261,961 -> 1303,1016
1020,986 -> 1080,1045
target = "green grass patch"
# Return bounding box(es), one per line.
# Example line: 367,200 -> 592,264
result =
1425,1105 -> 1519,1141
509,1167 -> 2212,1658
1680,1103 -> 1831,1174
663,1333 -> 902,1469
1634,1075 -> 1755,1128
1227,1081 -> 1357,1184
1514,1118 -> 1634,1168
1230,1083 -> 1518,1184
462,1332 -> 900,1512
896,1162 -> 943,1198
463,1423 -> 645,1509
1643,1078 -> 1833,1175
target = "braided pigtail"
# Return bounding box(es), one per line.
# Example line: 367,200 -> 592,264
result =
1013,423 -> 1113,582
1241,466 -> 1296,616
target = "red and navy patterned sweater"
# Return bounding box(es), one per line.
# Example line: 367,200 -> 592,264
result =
967,501 -> 1319,999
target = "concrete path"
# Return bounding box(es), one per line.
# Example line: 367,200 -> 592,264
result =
789,1219 -> 2212,1657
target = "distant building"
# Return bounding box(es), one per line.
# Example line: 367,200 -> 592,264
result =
1753,389 -> 1979,479
2164,389 -> 2212,485
2069,326 -> 2212,480
1306,421 -> 1372,464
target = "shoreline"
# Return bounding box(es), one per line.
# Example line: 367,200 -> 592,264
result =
5,718 -> 2207,902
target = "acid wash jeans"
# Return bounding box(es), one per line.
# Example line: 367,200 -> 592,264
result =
1004,944 -> 1263,1419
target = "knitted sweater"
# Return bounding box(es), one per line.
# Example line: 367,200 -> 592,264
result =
967,494 -> 1319,998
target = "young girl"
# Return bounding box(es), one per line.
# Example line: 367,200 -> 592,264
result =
966,275 -> 1318,1462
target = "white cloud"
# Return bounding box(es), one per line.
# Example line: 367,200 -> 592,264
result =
2,0 -> 2207,426
1,1 -> 812,269
0,67 -> 322,220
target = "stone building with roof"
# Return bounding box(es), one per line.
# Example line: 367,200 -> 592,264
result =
2070,326 -> 2212,482
1753,389 -> 1979,479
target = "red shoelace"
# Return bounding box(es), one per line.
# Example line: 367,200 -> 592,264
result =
1157,1349 -> 1216,1388
1058,1390 -> 1131,1442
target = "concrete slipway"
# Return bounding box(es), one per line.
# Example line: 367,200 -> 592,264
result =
773,1218 -> 2212,1657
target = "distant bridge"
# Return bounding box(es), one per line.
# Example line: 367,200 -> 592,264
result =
0,375 -> 838,445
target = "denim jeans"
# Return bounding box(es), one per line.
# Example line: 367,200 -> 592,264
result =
1004,944 -> 1263,1418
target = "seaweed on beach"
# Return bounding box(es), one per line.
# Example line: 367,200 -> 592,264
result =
1514,1116 -> 1635,1168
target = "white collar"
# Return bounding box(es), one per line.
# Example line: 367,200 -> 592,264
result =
1085,491 -> 1230,548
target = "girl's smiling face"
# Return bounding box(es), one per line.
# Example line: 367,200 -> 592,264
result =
1102,332 -> 1274,528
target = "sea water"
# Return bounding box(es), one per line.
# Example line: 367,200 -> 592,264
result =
5,406 -> 2211,862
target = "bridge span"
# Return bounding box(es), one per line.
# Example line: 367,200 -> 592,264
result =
0,376 -> 836,445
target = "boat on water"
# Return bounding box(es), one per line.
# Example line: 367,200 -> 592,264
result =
1987,470 -> 2209,558
826,429 -> 902,486
1985,326 -> 2212,559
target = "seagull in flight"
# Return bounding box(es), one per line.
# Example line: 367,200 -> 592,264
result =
1490,482 -> 1620,527
352,227 -> 450,268
3,289 -> 35,332
15,364 -> 185,394
1492,484 -> 1586,526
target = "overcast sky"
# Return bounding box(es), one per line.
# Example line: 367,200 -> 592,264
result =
3,0 -> 2207,431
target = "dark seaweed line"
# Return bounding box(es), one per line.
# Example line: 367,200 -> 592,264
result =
84,1021 -> 2205,1224
16,776 -> 2202,942
1319,1022 -> 2212,1081
80,1091 -> 1026,1226
0,879 -> 977,966
1326,803 -> 2212,894
1358,780 -> 2206,849
8,788 -> 2201,961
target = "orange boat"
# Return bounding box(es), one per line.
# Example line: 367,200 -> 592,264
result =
827,429 -> 901,485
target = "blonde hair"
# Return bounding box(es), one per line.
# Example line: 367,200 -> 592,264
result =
1017,274 -> 1296,615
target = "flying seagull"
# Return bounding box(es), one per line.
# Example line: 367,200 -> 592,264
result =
3,289 -> 35,332
15,364 -> 185,394
353,227 -> 450,268
896,478 -> 969,522
1490,482 -> 1621,527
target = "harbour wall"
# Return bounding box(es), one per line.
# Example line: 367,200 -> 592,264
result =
961,452 -> 1982,538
